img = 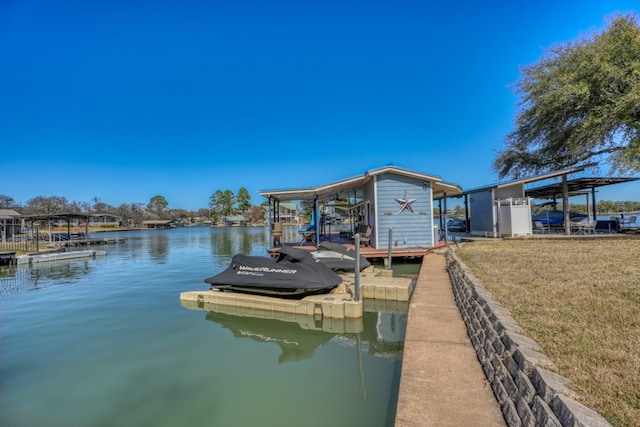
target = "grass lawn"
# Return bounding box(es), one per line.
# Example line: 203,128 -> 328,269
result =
455,238 -> 640,427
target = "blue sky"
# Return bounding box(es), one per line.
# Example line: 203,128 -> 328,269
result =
2,0 -> 638,211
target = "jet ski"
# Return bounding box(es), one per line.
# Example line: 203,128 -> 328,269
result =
311,242 -> 371,272
205,246 -> 342,298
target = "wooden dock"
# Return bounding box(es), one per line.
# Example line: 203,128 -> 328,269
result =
267,240 -> 453,260
16,250 -> 107,265
0,251 -> 16,266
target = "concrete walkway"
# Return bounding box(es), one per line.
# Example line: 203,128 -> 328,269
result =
394,253 -> 505,426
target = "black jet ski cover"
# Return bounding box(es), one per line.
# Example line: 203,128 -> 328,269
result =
204,246 -> 342,294
312,242 -> 372,271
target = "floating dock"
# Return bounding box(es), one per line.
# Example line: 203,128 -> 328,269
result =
0,251 -> 16,266
59,237 -> 125,247
16,250 -> 107,265
180,268 -> 413,320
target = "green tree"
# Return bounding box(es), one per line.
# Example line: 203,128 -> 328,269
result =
494,14 -> 640,179
236,187 -> 251,213
209,190 -> 223,223
299,200 -> 314,223
147,195 -> 169,219
597,200 -> 619,213
209,190 -> 235,222
220,190 -> 235,216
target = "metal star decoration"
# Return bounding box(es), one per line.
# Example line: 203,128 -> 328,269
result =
395,191 -> 416,213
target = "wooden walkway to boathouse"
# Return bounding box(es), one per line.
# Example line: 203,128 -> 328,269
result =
267,243 -> 446,260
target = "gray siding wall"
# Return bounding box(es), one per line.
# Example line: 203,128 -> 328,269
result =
373,173 -> 433,248
469,189 -> 496,236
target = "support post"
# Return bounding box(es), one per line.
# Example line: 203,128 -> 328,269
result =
314,196 -> 320,246
387,228 -> 392,270
443,193 -> 448,241
563,175 -> 570,235
354,234 -> 360,301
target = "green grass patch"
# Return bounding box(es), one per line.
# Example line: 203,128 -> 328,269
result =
456,239 -> 640,427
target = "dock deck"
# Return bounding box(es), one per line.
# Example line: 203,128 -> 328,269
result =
0,251 -> 16,266
267,239 -> 452,260
181,267 -> 413,320
59,237 -> 126,247
16,250 -> 107,265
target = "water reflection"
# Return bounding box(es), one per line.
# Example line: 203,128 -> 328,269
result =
200,301 -> 407,363
209,226 -> 268,257
147,232 -> 169,262
202,303 -> 407,411
206,311 -> 336,363
0,260 -> 94,296
362,299 -> 408,357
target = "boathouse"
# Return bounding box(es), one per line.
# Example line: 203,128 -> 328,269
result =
456,166 -> 640,237
223,215 -> 248,227
260,165 -> 462,250
142,220 -> 173,229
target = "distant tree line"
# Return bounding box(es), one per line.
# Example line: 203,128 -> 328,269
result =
569,200 -> 640,214
0,190 -> 267,227
208,187 -> 266,224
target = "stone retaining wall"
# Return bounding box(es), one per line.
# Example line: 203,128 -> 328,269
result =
445,250 -> 611,427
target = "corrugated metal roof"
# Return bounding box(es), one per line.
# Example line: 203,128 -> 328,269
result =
462,166 -> 588,194
525,177 -> 640,199
259,165 -> 461,201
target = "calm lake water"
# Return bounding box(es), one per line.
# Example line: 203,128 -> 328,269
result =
1,227 -> 411,427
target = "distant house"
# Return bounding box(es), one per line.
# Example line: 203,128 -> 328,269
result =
143,220 -> 173,229
278,202 -> 300,224
89,214 -> 121,227
224,215 -> 248,227
0,209 -> 21,241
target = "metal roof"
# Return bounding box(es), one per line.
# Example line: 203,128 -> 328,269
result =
462,166 -> 588,194
0,209 -> 21,219
259,165 -> 462,201
525,177 -> 640,199
21,212 -> 92,221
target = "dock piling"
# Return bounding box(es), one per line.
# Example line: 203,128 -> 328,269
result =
354,234 -> 361,301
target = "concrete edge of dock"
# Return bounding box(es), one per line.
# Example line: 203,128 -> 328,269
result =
394,252 -> 505,426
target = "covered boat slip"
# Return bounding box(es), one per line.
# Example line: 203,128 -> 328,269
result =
5,212 -> 126,253
260,165 -> 462,254
445,165 -> 640,237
